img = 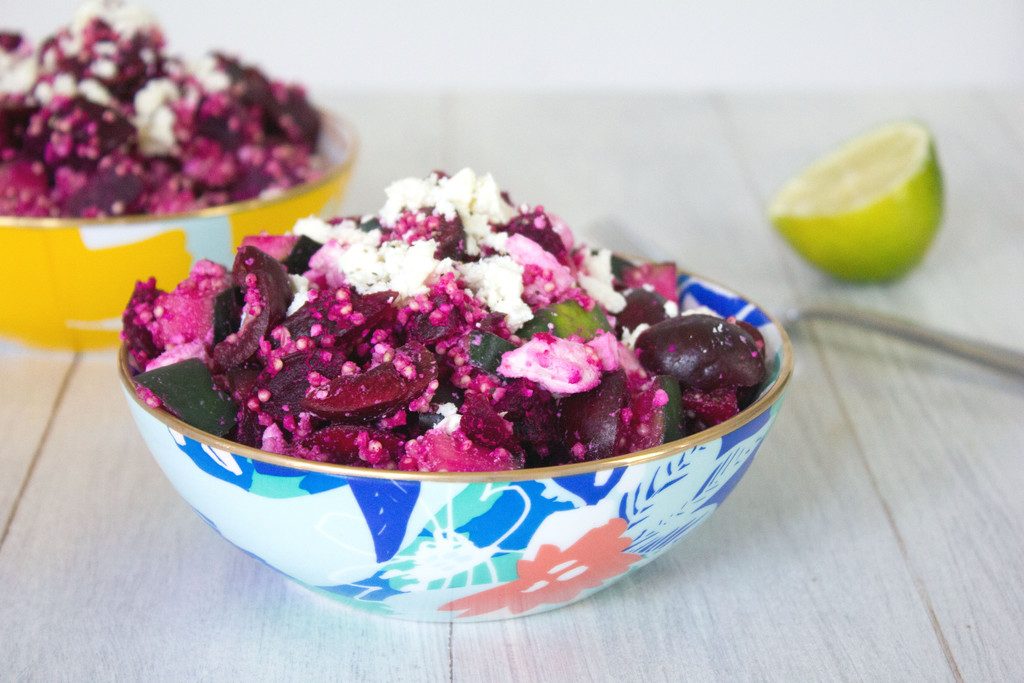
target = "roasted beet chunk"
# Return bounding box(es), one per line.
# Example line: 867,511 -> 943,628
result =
459,392 -> 516,450
301,342 -> 438,420
64,165 -> 144,216
122,278 -> 163,371
213,246 -> 293,368
635,315 -> 766,391
505,207 -> 569,263
41,98 -> 135,169
557,370 -> 628,461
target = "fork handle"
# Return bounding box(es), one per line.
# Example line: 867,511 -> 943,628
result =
795,305 -> 1024,378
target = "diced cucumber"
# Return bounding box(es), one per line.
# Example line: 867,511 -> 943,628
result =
517,301 -> 613,340
282,235 -> 323,274
468,331 -> 516,374
610,254 -> 635,281
359,217 -> 382,233
212,286 -> 241,345
134,359 -> 237,436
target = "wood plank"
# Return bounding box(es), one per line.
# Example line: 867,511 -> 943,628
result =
0,353 -> 451,681
0,348 -> 76,537
719,90 -> 1024,680
445,93 -> 953,681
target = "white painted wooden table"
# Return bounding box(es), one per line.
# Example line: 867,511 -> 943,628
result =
1,92 -> 1022,682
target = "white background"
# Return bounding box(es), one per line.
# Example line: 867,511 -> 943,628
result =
5,0 -> 1024,90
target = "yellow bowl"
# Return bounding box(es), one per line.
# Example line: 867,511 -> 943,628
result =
0,112 -> 357,350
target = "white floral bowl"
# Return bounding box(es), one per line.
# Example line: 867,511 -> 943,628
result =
120,272 -> 793,622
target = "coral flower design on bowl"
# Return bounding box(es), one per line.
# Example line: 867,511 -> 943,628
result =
440,518 -> 641,618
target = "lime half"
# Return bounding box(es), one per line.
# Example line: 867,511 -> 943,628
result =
769,121 -> 944,282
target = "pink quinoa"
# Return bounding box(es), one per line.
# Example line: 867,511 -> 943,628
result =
124,169 -> 769,471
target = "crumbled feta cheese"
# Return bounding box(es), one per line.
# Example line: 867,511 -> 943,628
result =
497,334 -> 602,395
379,168 -> 516,256
0,49 -> 38,96
72,0 -> 157,38
479,229 -> 509,253
315,237 -> 453,299
579,248 -> 626,313
293,215 -> 381,247
434,402 -> 462,433
620,323 -> 650,349
286,274 -> 310,315
133,78 -> 179,156
78,78 -> 112,105
191,54 -> 231,92
91,58 -> 117,80
457,256 -> 533,332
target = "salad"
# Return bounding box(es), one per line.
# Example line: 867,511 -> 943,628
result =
124,169 -> 768,472
0,0 -> 322,218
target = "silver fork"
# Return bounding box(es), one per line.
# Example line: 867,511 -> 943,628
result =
783,304 -> 1024,378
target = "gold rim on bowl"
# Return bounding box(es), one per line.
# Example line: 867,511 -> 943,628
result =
0,109 -> 358,229
118,270 -> 794,483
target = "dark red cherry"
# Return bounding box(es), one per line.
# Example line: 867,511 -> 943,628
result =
635,314 -> 765,391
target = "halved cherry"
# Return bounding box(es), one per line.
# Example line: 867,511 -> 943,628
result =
635,314 -> 765,391
556,370 -> 628,461
296,424 -> 404,467
301,342 -> 438,420
213,246 -> 293,368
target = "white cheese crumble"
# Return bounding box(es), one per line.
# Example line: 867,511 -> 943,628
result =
457,255 -> 533,332
324,237 -> 453,299
133,78 -> 179,156
72,0 -> 157,38
293,215 -> 382,247
191,55 -> 231,92
33,73 -> 78,105
434,402 -> 462,433
579,249 -> 626,313
77,78 -> 112,106
620,323 -> 650,349
379,168 -> 516,256
0,49 -> 38,96
91,58 -> 117,80
286,274 -> 310,316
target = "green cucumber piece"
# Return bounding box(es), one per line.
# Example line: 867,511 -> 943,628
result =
610,254 -> 635,281
518,301 -> 613,340
282,235 -> 323,274
359,217 -> 382,233
653,375 -> 683,443
468,331 -> 516,374
212,286 -> 242,345
134,359 -> 237,436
